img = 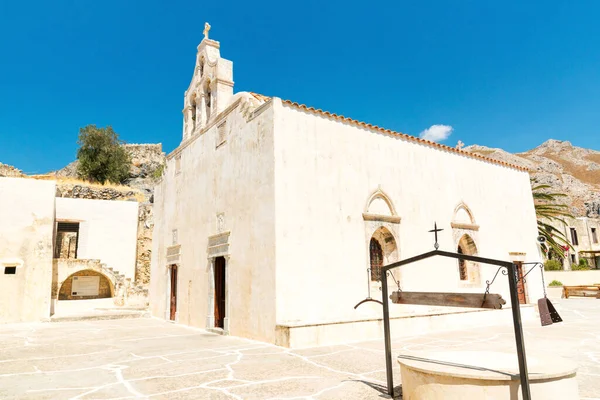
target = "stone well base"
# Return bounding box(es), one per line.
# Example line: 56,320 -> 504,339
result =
398,350 -> 579,400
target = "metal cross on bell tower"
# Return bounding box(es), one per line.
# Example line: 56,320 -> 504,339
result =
428,222 -> 444,250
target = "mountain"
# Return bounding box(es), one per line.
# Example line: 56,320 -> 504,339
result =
465,140 -> 600,218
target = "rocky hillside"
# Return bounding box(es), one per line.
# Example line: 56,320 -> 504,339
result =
0,162 -> 25,178
54,143 -> 165,201
465,140 -> 600,218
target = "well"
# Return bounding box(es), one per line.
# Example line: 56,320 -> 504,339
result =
398,350 -> 578,399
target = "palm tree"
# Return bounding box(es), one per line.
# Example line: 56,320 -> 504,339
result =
532,181 -> 574,259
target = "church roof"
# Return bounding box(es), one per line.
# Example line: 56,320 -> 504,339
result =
248,93 -> 527,172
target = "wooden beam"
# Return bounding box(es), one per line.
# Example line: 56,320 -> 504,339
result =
390,291 -> 506,309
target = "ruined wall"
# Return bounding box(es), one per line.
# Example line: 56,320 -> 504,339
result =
0,177 -> 55,323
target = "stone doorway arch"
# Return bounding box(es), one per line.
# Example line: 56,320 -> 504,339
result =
58,270 -> 114,300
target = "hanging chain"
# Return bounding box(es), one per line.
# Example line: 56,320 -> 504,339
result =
539,264 -> 547,298
366,268 -> 372,298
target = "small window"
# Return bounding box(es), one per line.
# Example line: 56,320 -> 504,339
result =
217,122 -> 227,147
592,228 -> 598,244
571,254 -> 576,263
55,222 -> 80,259
570,228 -> 579,246
172,229 -> 178,245
4,266 -> 16,275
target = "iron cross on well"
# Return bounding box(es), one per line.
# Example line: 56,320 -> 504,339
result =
428,222 -> 444,250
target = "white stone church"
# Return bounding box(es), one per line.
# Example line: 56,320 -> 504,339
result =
149,27 -> 543,347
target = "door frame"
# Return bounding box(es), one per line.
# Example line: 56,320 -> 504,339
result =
166,264 -> 178,321
206,256 -> 230,333
214,256 -> 226,329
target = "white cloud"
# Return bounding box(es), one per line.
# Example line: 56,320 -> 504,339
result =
419,124 -> 453,142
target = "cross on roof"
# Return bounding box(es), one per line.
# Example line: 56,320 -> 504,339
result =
428,222 -> 444,250
456,140 -> 465,150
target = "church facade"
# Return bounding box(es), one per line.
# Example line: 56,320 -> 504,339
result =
149,30 -> 543,347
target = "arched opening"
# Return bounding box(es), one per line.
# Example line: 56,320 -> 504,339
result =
205,85 -> 212,120
457,234 -> 479,283
190,96 -> 197,131
369,227 -> 398,281
198,57 -> 204,76
58,270 -> 113,300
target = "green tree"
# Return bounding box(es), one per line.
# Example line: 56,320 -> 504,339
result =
76,125 -> 130,184
532,181 -> 574,259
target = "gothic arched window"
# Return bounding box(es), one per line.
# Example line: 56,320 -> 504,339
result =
370,238 -> 384,281
457,245 -> 467,281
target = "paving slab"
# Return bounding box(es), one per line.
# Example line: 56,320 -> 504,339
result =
0,298 -> 598,399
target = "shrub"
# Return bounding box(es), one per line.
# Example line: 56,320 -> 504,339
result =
76,125 -> 131,184
544,259 -> 562,271
151,164 -> 165,180
572,258 -> 591,271
548,280 -> 563,287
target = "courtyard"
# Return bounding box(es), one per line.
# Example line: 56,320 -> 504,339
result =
0,299 -> 598,400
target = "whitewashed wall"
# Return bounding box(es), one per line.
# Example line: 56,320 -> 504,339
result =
55,198 -> 138,280
0,178 -> 55,322
545,270 -> 600,286
273,99 -> 543,325
150,101 -> 277,343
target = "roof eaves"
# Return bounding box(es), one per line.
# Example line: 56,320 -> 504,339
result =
280,99 -> 528,172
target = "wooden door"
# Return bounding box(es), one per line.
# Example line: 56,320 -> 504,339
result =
515,262 -> 527,304
214,257 -> 226,328
169,265 -> 178,321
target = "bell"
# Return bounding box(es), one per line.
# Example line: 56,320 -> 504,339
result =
538,297 -> 562,326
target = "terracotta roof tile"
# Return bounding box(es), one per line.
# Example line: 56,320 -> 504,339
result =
245,93 -> 528,172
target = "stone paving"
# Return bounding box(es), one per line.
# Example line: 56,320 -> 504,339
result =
0,299 -> 599,399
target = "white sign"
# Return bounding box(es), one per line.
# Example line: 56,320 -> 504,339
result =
71,276 -> 100,296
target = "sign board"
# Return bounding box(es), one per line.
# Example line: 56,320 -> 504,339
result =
390,291 -> 505,309
71,276 -> 100,296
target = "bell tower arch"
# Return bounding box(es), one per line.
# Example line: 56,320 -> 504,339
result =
182,23 -> 234,141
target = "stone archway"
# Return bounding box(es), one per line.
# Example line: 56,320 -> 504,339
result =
53,259 -> 120,300
58,270 -> 114,300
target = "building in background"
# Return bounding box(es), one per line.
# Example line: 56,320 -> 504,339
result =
0,177 -> 140,323
556,217 -> 600,269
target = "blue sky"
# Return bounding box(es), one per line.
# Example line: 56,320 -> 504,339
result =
1,1 -> 599,174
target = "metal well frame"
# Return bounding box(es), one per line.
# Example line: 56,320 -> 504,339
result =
379,249 -> 531,400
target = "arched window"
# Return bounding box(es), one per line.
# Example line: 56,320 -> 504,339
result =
457,234 -> 479,283
190,97 -> 197,130
205,86 -> 212,120
370,238 -> 384,281
457,245 -> 467,281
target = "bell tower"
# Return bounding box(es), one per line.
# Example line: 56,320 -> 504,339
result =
182,23 -> 234,141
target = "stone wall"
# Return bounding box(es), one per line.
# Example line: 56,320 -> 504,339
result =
136,204 -> 153,284
58,270 -> 112,300
56,183 -> 143,202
